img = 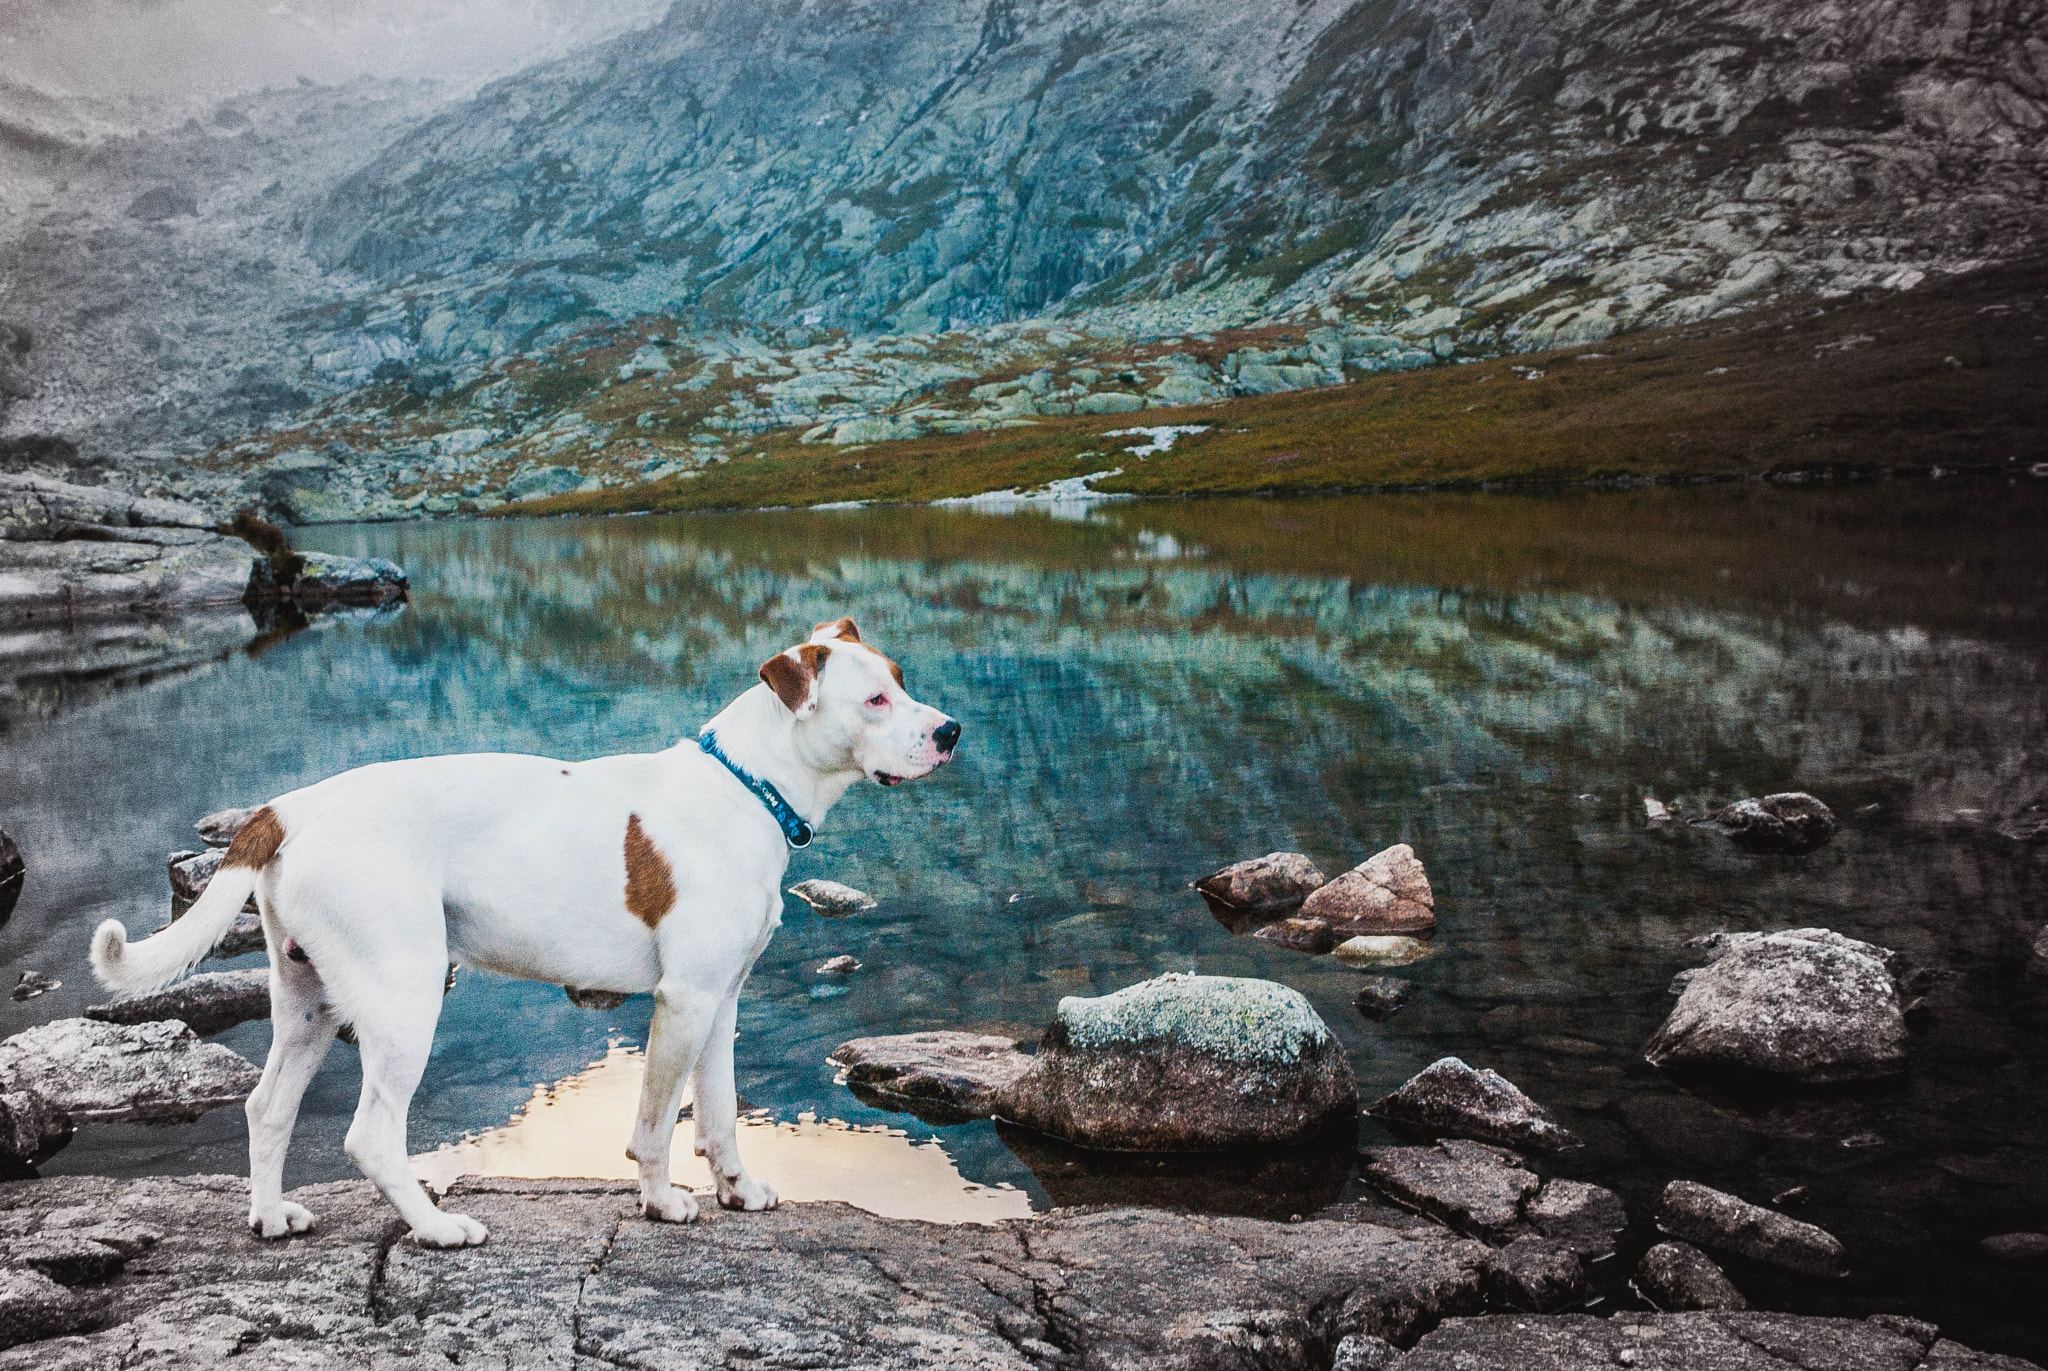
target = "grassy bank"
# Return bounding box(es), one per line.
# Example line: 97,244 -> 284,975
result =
507,259 -> 2048,518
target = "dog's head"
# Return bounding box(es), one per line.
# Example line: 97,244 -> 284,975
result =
759,618 -> 960,785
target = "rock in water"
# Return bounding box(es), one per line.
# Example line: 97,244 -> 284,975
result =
563,986 -> 631,1010
1192,851 -> 1325,921
1706,792 -> 1838,853
1635,1241 -> 1748,1311
243,551 -> 407,611
193,806 -> 259,848
0,1018 -> 260,1126
829,1031 -> 1034,1124
1361,1139 -> 1541,1243
9,971 -> 58,1002
1524,1180 -> 1628,1260
1481,1235 -> 1586,1312
1978,1232 -> 2048,1263
1645,932 -> 1906,1083
786,879 -> 878,916
815,955 -> 862,975
999,974 -> 1358,1151
1251,916 -> 1337,953
0,829 -> 21,926
84,969 -> 271,1037
1354,976 -> 1414,1020
1368,1057 -> 1580,1153
1655,1180 -> 1848,1277
1333,935 -> 1434,967
1301,844 -> 1436,934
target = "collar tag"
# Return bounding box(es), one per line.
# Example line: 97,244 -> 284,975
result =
698,729 -> 814,849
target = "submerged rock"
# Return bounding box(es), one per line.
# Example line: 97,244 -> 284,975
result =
1655,1180 -> 1848,1277
84,970 -> 270,1037
785,879 -> 877,916
1354,976 -> 1414,1020
1251,915 -> 1337,953
1301,843 -> 1436,934
1192,851 -> 1325,921
0,1018 -> 260,1127
1706,792 -> 1838,853
1361,1139 -> 1540,1243
1645,931 -> 1907,1083
1481,1235 -> 1586,1312
0,830 -> 20,926
1634,1241 -> 1748,1311
1000,974 -> 1358,1151
1333,935 -> 1434,967
1978,1232 -> 2048,1263
1368,1057 -> 1580,1153
829,1031 -> 1033,1124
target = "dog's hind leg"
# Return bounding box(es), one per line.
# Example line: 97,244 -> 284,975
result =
333,919 -> 488,1249
692,988 -> 777,1212
626,976 -> 724,1224
246,945 -> 339,1238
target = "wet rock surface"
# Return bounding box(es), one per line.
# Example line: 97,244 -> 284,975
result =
1354,976 -> 1415,1020
84,970 -> 271,1038
1302,845 -> 1437,936
0,1019 -> 260,1128
786,878 -> 878,916
1634,1240 -> 1748,1312
829,1030 -> 1034,1124
1655,1180 -> 1848,1278
1645,930 -> 1908,1083
1368,1057 -> 1580,1153
1706,792 -> 1839,854
1251,915 -> 1338,953
1193,851 -> 1325,921
998,974 -> 1358,1151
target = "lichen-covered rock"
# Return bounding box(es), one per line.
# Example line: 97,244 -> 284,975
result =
0,1019 -> 259,1127
165,848 -> 219,909
829,1030 -> 1033,1124
785,879 -> 877,916
1481,1235 -> 1586,1312
1368,1057 -> 1580,1153
999,974 -> 1358,1151
1360,1140 -> 1540,1243
1635,1241 -> 1748,1311
0,475 -> 249,624
1656,1180 -> 1848,1277
1706,792 -> 1839,853
1192,851 -> 1325,921
1645,932 -> 1907,1083
84,969 -> 271,1037
1301,843 -> 1436,934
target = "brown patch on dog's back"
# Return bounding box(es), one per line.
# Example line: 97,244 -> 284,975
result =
221,805 -> 285,870
623,814 -> 676,928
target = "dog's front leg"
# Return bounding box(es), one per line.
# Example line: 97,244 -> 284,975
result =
627,978 -> 723,1223
692,988 -> 777,1212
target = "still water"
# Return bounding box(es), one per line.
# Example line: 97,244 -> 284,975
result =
3,484 -> 2045,1356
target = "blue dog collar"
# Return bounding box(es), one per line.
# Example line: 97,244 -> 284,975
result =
698,728 -> 813,848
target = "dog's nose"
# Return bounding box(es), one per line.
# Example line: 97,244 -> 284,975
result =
933,718 -> 961,752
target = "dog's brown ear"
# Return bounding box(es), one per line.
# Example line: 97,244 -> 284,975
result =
813,616 -> 861,643
760,643 -> 832,715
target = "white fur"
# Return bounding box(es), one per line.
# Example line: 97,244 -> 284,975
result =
88,623 -> 957,1248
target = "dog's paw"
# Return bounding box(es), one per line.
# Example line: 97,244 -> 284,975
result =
409,1211 -> 489,1249
717,1174 -> 778,1212
248,1201 -> 319,1239
640,1188 -> 700,1224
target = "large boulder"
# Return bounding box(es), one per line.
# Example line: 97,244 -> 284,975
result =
1368,1057 -> 1580,1153
1192,852 -> 1325,922
0,1019 -> 259,1127
829,1031 -> 1033,1124
85,970 -> 271,1038
1645,930 -> 1907,1083
1655,1180 -> 1848,1277
243,550 -> 406,611
998,974 -> 1358,1151
1706,792 -> 1838,854
0,474 -> 251,622
1301,844 -> 1436,935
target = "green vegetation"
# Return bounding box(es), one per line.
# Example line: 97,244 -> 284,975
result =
504,260 -> 2048,519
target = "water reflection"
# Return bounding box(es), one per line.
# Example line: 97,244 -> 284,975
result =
3,482 -> 2045,1356
411,1044 -> 1031,1224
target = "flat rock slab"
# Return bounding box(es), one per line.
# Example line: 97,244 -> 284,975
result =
0,1019 -> 260,1125
829,1030 -> 1033,1123
1362,1141 -> 1542,1243
1395,1311 -> 2037,1370
1656,1180 -> 1848,1278
85,970 -> 271,1037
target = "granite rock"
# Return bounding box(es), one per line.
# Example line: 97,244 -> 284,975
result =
1634,1240 -> 1748,1311
0,1018 -> 260,1127
1706,792 -> 1838,853
1301,844 -> 1436,935
829,1031 -> 1035,1124
84,969 -> 272,1038
1192,851 -> 1326,921
1368,1057 -> 1580,1154
1655,1180 -> 1848,1278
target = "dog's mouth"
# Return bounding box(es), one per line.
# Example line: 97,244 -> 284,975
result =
873,771 -> 905,787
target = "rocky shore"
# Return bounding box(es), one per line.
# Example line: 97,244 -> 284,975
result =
0,1174 -> 2038,1369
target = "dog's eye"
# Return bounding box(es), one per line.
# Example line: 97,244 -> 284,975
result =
866,692 -> 889,708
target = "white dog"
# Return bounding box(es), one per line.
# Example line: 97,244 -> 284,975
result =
90,618 -> 958,1249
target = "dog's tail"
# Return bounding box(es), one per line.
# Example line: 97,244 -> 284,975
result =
91,805 -> 283,995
